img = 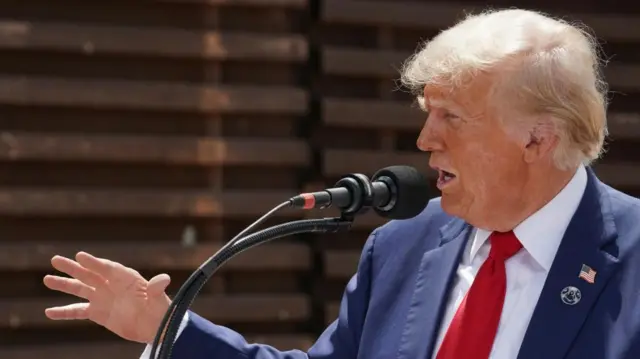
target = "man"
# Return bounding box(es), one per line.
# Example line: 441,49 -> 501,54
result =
43,8 -> 640,359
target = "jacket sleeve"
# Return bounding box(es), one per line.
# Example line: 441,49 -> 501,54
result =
167,230 -> 378,359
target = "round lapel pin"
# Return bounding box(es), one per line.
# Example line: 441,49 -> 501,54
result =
560,286 -> 582,305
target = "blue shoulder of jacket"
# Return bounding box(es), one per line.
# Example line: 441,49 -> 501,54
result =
601,184 -> 640,255
369,197 -> 455,251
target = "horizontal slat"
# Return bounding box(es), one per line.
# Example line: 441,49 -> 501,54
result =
591,163 -> 640,188
322,0 -> 477,29
0,335 -> 314,359
607,113 -> 640,139
324,250 -> 359,278
0,241 -> 310,271
0,294 -> 310,328
322,47 -> 406,78
0,133 -> 310,166
323,47 -> 640,91
323,98 -> 423,130
325,301 -> 340,325
605,64 -> 640,91
0,21 -> 307,62
0,189 -> 299,217
324,149 -> 640,189
323,149 -> 432,178
322,0 -> 640,42
323,98 -> 640,139
158,0 -> 308,9
0,76 -> 307,114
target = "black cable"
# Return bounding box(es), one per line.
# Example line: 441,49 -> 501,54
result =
149,200 -> 292,359
158,272 -> 207,359
154,216 -> 353,358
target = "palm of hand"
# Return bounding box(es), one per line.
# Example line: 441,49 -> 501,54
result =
43,252 -> 171,344
90,269 -> 157,342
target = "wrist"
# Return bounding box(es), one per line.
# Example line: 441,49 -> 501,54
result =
146,297 -> 172,344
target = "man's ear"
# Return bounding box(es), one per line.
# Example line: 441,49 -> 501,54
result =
523,117 -> 558,163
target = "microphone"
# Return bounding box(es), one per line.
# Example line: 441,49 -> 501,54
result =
151,165 -> 430,358
290,165 -> 430,219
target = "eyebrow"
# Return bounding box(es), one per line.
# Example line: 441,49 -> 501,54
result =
425,98 -> 465,114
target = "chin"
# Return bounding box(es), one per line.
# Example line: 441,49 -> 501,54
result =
439,193 -> 467,219
439,194 -> 457,215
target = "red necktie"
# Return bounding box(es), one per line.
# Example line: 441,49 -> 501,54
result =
436,231 -> 523,359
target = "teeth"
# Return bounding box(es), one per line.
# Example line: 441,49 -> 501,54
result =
440,170 -> 455,182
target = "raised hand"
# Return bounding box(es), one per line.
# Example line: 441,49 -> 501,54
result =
43,252 -> 171,344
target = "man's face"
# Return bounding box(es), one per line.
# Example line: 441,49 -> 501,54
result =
417,81 -> 530,228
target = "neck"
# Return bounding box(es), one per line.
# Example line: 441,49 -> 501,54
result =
490,165 -> 579,232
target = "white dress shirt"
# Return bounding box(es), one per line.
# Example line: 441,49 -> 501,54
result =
431,165 -> 588,359
142,166 -> 587,359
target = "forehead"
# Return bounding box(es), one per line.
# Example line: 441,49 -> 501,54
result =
422,77 -> 494,115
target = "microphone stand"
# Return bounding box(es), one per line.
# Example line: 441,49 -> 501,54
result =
150,214 -> 355,359
150,169 -> 381,358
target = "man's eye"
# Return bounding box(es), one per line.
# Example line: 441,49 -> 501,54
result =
444,112 -> 459,120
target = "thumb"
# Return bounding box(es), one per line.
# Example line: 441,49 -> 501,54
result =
147,273 -> 171,297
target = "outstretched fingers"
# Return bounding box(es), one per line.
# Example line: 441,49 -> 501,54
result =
43,275 -> 95,301
44,303 -> 90,320
75,252 -> 118,280
51,255 -> 105,287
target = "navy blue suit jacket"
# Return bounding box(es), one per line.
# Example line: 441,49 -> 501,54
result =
172,169 -> 640,358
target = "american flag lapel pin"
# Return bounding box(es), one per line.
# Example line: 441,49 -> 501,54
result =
578,264 -> 596,284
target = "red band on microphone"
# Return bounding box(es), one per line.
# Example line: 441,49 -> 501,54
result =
301,193 -> 315,209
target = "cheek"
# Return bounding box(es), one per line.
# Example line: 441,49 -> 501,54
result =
458,143 -> 503,171
457,145 -> 514,193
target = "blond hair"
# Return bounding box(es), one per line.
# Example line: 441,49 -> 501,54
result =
400,9 -> 609,170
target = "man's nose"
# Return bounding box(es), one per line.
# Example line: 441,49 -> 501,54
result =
416,117 -> 443,152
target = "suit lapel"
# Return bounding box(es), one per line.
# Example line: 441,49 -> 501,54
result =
517,169 -> 620,359
396,218 -> 471,359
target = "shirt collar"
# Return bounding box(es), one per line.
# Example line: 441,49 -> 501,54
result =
469,165 -> 588,271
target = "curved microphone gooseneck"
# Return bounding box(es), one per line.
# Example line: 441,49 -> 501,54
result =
150,165 -> 430,359
148,199 -> 292,359
153,217 -> 354,359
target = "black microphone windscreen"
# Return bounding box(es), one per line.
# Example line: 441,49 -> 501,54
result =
372,165 -> 430,220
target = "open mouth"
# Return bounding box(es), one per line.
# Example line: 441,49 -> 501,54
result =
437,169 -> 457,189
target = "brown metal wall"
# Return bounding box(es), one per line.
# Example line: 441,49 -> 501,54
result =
0,0 -> 637,357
